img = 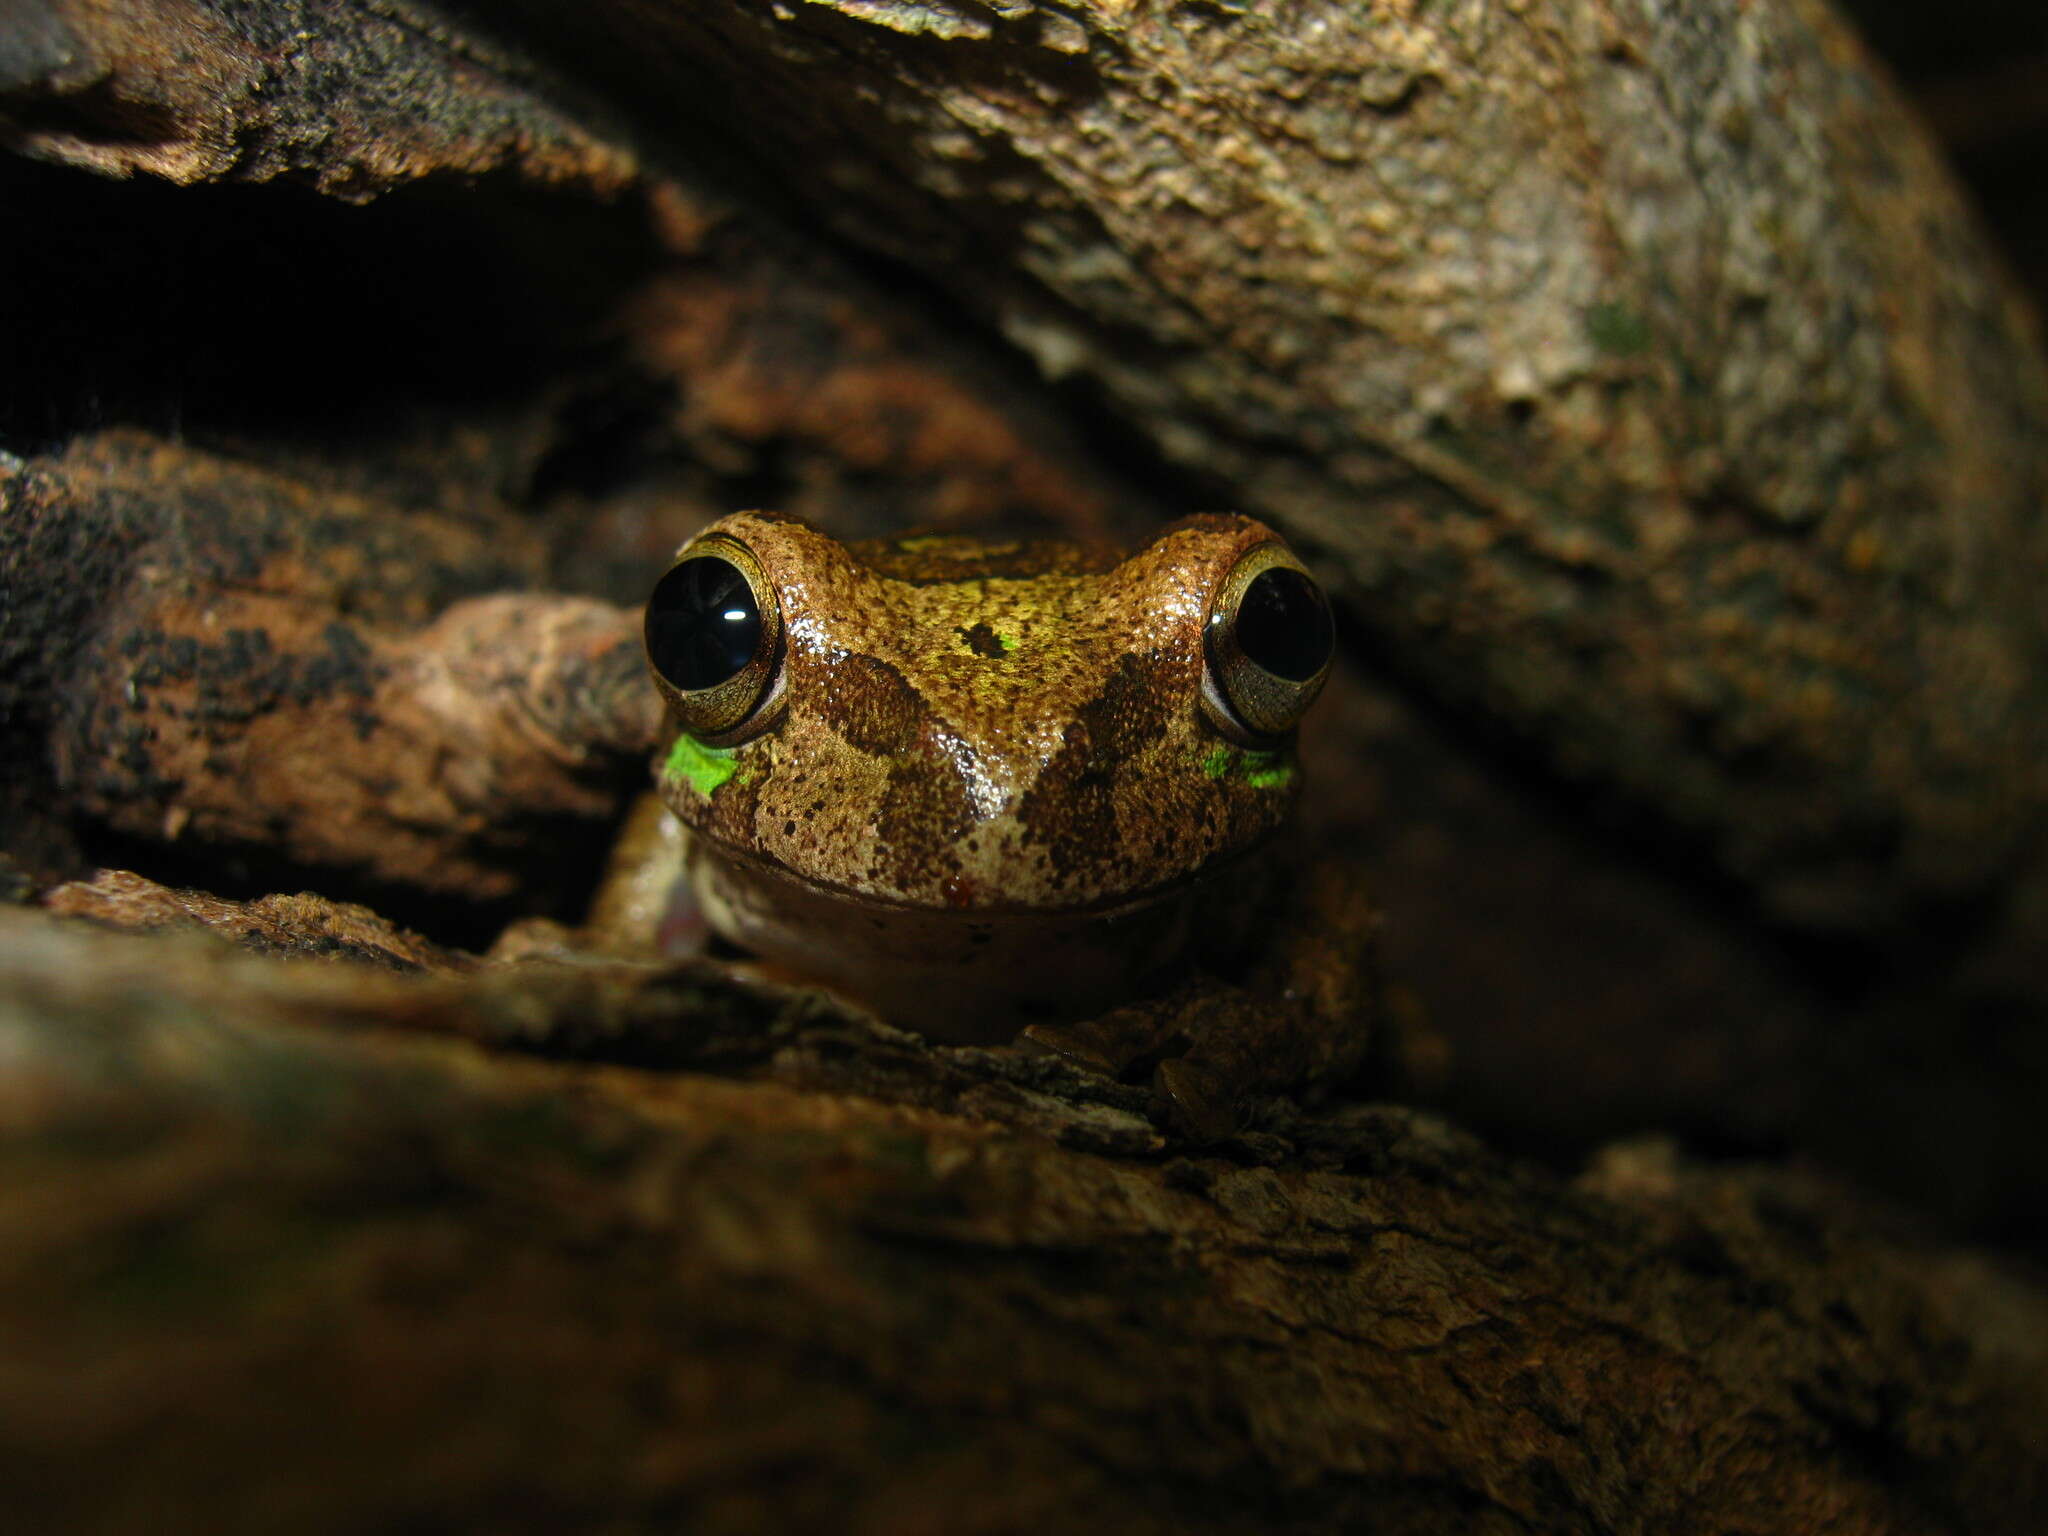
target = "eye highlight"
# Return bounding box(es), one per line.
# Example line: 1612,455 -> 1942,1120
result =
1201,541 -> 1334,741
645,533 -> 785,741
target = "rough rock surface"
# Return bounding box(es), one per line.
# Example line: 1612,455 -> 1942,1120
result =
3,906 -> 2045,1533
3,1 -> 2047,1526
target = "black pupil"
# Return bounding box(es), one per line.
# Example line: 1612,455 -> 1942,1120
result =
645,555 -> 762,691
1235,566 -> 1333,682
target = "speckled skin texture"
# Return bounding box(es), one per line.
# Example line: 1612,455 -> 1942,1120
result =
649,510 -> 1329,1040
657,511 -> 1301,913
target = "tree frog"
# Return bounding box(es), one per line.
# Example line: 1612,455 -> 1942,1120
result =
633,510 -> 1380,1136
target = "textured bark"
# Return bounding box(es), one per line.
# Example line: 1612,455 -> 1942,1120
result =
431,0 -> 2048,937
0,0 -> 1144,899
2,431 -> 655,920
4,5 -> 2048,1525
1,0 -> 2043,1217
2,905 -> 2045,1535
14,0 -> 2046,936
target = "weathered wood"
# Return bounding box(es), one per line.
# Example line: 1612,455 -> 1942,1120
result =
2,0 -> 2044,1217
1,432 -> 653,915
437,0 -> 2048,937
1,906 -> 2044,1534
15,0 -> 2047,935
4,7 -> 2048,1525
0,0 -> 1144,902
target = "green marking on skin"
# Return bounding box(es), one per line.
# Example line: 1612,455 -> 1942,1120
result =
995,631 -> 1019,655
1240,751 -> 1295,790
1199,746 -> 1296,790
665,734 -> 738,797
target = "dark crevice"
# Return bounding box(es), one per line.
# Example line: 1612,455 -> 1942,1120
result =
0,153 -> 676,933
71,796 -> 638,954
524,371 -> 683,504
2,80 -> 190,150
0,154 -> 662,458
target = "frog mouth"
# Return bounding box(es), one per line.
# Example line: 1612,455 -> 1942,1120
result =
683,822 -> 1257,922
677,828 -> 1286,1042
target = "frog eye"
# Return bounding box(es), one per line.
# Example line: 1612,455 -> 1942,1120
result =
644,533 -> 785,741
1201,541 -> 1335,741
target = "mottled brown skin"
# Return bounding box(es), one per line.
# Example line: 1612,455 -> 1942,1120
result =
665,513 -> 1299,908
643,511 -> 1377,1134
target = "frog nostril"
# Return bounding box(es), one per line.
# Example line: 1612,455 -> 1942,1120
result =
957,621 -> 1010,660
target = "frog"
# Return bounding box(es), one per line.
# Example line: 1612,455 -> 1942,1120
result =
616,508 -> 1381,1138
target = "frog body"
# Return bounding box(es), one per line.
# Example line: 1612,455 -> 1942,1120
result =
628,510 -> 1378,1132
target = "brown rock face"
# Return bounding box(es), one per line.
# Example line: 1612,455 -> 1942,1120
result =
4,2 -> 2048,1528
